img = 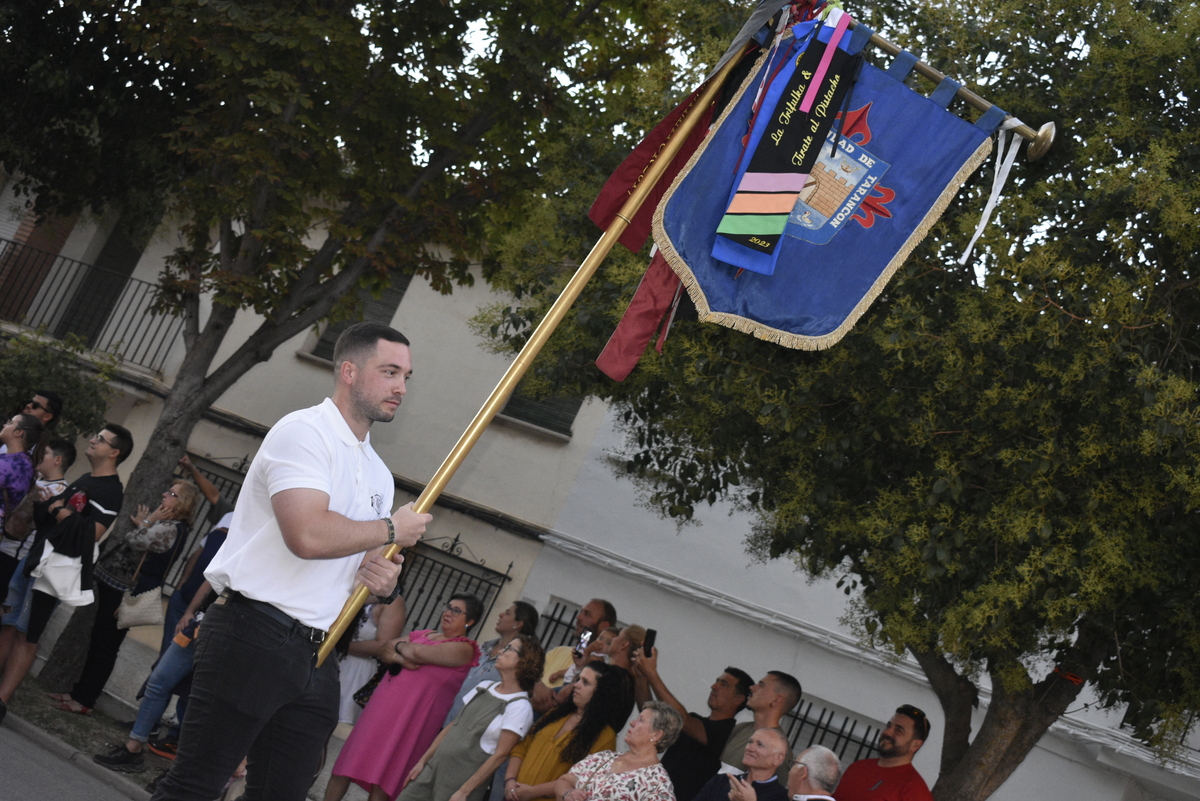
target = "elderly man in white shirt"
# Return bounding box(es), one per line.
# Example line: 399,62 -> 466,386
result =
152,322 -> 432,801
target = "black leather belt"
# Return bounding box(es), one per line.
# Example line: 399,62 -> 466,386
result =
218,589 -> 327,646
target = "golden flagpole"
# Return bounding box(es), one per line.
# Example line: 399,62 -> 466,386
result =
316,53 -> 745,666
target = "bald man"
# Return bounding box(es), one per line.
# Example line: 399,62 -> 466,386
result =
696,728 -> 789,801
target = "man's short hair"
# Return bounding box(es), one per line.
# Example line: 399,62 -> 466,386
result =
591,598 -> 617,627
768,670 -> 803,712
896,704 -> 932,741
797,746 -> 841,794
725,666 -> 754,710
104,423 -> 134,464
34,389 -> 63,427
46,438 -> 77,470
331,322 -> 410,369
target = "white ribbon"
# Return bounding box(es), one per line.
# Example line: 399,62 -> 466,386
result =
959,116 -> 1024,266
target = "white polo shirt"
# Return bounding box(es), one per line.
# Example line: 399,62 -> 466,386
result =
205,398 -> 394,629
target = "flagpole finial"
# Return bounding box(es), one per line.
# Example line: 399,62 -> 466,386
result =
1027,121 -> 1056,162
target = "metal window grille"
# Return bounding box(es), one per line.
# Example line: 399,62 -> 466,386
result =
397,537 -> 512,638
781,699 -> 882,762
0,236 -> 183,372
536,596 -> 583,648
163,458 -> 247,591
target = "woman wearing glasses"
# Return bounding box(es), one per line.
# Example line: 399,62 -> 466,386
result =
327,593 -> 484,801
399,633 -> 544,801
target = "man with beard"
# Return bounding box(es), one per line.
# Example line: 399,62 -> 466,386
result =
834,705 -> 933,801
151,322 -> 432,801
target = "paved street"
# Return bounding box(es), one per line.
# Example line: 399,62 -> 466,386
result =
0,716 -> 145,801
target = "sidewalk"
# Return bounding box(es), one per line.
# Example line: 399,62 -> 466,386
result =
7,602 -> 368,800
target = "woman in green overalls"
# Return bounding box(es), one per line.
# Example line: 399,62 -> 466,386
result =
400,632 -> 546,801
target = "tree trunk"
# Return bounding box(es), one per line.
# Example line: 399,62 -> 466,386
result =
930,627 -> 1110,801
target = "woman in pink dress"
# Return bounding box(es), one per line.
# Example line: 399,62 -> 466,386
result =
325,594 -> 483,801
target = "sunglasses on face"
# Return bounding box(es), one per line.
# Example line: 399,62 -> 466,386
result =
896,704 -> 930,739
25,399 -> 45,412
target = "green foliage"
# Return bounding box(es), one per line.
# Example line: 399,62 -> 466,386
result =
0,332 -> 118,443
480,0 -> 1200,779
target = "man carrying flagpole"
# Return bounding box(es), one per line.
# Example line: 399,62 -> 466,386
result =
152,321 -> 432,801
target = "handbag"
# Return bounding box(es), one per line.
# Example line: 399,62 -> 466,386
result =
29,541 -> 94,607
353,662 -> 388,708
115,552 -> 165,630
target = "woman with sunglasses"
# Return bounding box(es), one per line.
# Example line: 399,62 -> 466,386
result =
326,593 -> 484,801
399,633 -> 544,801
49,478 -> 200,714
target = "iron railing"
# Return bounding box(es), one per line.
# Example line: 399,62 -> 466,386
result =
537,596 -> 584,648
782,699 -> 882,762
398,537 -> 513,637
0,236 -> 183,372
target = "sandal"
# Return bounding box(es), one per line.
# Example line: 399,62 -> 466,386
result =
53,699 -> 92,715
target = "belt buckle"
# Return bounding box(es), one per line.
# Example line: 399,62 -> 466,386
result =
306,628 -> 327,646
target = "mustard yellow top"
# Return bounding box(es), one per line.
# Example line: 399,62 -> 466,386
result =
511,717 -> 618,800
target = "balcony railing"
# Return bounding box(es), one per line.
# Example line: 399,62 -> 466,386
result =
0,236 -> 183,372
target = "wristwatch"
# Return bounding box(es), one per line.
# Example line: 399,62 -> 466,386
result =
383,516 -> 395,546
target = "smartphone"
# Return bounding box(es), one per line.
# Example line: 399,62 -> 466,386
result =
573,630 -> 593,657
643,628 -> 657,657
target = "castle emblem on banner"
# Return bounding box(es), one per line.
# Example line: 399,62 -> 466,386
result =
787,104 -> 895,244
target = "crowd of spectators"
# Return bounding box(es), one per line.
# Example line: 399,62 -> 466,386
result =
0,385 -> 934,801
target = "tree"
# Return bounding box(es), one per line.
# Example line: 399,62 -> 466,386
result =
0,0 -> 711,522
480,1 -> 1200,798
0,332 -> 117,442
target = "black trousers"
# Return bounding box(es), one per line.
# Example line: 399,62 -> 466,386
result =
70,582 -> 129,708
150,596 -> 341,801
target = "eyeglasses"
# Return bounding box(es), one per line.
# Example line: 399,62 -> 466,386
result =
443,604 -> 467,617
92,433 -> 116,448
896,704 -> 930,739
25,400 -> 45,412
500,643 -> 521,655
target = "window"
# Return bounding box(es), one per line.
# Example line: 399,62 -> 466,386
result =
312,270 -> 413,361
499,378 -> 583,438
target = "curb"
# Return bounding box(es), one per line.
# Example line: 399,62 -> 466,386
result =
6,711 -> 153,801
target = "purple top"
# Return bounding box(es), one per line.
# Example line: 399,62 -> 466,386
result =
0,451 -> 35,527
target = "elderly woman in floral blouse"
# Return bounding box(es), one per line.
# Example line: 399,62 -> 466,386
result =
554,701 -> 683,801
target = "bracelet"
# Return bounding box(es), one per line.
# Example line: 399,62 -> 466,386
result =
394,641 -> 404,658
505,779 -> 517,784
383,516 -> 395,546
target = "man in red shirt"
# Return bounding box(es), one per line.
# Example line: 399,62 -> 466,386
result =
834,705 -> 933,801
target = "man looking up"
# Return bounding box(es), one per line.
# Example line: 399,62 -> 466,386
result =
786,746 -> 842,801
699,728 -> 790,801
23,391 -> 62,430
834,705 -> 933,801
151,322 -> 431,801
534,597 -> 617,713
635,646 -> 752,801
721,671 -> 803,779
